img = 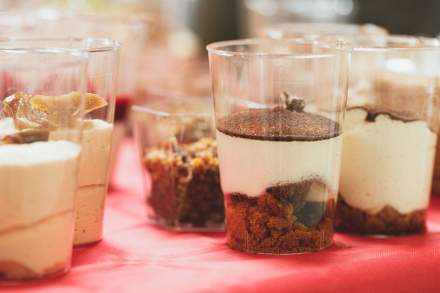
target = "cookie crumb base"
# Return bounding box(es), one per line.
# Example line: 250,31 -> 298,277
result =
225,193 -> 335,254
336,196 -> 426,235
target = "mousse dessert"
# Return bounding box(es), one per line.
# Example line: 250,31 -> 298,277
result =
337,72 -> 438,235
0,92 -> 90,281
143,116 -> 224,230
74,97 -> 112,246
217,94 -> 342,253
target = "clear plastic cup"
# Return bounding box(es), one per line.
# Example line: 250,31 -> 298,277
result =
0,38 -> 87,281
0,10 -> 149,185
207,38 -> 349,254
132,93 -> 224,231
262,22 -> 388,40
71,38 -> 119,246
336,36 -> 440,235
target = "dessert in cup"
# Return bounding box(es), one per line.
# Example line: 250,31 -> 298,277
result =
133,95 -> 224,231
0,41 -> 87,281
207,39 -> 349,254
72,38 -> 119,246
336,36 -> 440,235
0,10 -> 148,185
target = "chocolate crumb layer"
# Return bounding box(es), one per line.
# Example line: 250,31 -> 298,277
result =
217,108 -> 340,141
225,180 -> 335,254
336,197 -> 426,235
144,138 -> 224,230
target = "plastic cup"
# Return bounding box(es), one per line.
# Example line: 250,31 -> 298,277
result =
133,92 -> 224,231
0,38 -> 87,281
337,36 -> 440,235
207,38 -> 349,254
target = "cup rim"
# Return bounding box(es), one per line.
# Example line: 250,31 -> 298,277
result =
206,38 -> 349,58
346,35 -> 440,52
0,37 -> 120,54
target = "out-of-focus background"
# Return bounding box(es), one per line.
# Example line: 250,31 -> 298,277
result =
2,0 -> 439,51
2,0 -> 436,116
1,0 -> 438,119
1,0 -> 438,180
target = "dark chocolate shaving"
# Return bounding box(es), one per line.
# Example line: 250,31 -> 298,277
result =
282,91 -> 305,112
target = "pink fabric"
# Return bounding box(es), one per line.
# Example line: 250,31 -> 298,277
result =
4,140 -> 440,293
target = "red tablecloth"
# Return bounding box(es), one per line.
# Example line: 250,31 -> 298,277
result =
4,140 -> 440,293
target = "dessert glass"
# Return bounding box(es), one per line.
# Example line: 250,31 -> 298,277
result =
0,39 -> 87,281
207,38 -> 349,254
0,10 -> 149,184
70,13 -> 149,180
133,93 -> 224,231
336,36 -> 440,235
71,38 -> 119,246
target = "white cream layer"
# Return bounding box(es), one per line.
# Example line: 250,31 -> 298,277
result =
0,140 -> 80,276
74,185 -> 107,245
0,211 -> 74,277
216,130 -> 342,198
74,119 -> 113,245
340,108 -> 437,214
78,119 -> 113,186
0,141 -> 80,231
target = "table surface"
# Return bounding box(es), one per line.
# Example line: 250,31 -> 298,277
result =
4,140 -> 440,293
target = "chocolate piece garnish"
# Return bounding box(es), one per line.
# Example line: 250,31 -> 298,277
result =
282,91 -> 305,112
266,182 -> 309,210
217,107 -> 340,141
296,202 -> 327,227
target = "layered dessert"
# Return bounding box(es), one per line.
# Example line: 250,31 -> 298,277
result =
74,96 -> 113,246
144,137 -> 224,230
0,92 -> 88,281
217,95 -> 342,253
338,102 -> 437,234
75,118 -> 113,245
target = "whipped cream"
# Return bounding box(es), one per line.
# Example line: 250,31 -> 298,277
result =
340,108 -> 436,214
0,141 -> 80,231
216,130 -> 342,198
0,140 -> 80,278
